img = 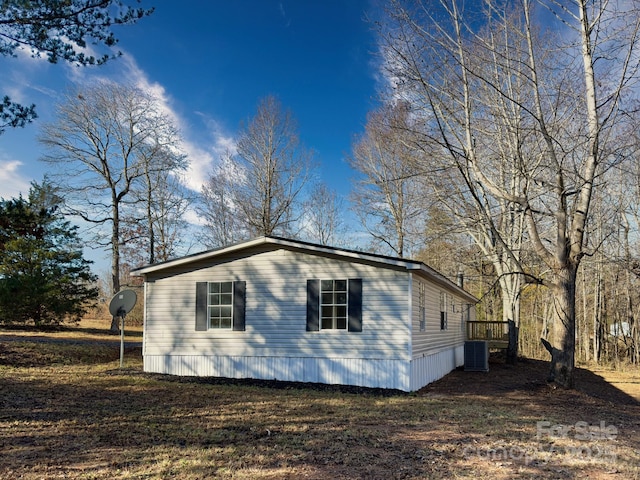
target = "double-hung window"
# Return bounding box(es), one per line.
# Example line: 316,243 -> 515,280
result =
195,281 -> 246,331
440,291 -> 448,330
418,281 -> 426,331
306,278 -> 362,332
208,281 -> 233,329
321,279 -> 348,330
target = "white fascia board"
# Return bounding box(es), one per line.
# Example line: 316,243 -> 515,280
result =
412,264 -> 478,303
130,237 -> 270,275
130,236 -> 476,304
131,236 -> 420,276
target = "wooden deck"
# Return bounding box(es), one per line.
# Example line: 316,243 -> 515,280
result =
466,321 -> 510,349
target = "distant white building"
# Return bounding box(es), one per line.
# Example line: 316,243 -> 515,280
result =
131,236 -> 477,392
610,322 -> 631,338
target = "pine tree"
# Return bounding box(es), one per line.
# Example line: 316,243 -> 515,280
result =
0,0 -> 152,133
0,181 -> 98,326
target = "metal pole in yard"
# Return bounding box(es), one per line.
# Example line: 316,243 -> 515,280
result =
119,307 -> 125,368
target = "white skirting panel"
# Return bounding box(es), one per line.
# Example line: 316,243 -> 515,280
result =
144,354 -> 411,391
409,345 -> 464,392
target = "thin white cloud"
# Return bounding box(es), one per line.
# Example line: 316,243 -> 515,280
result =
195,113 -> 237,158
0,160 -> 30,199
118,55 -> 211,191
192,112 -> 238,186
183,207 -> 205,227
182,144 -> 215,192
278,2 -> 291,27
0,46 -> 54,108
12,44 -> 50,65
3,83 -> 27,104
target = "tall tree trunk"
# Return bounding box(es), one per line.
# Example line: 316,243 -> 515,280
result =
593,264 -> 602,364
110,200 -> 121,334
633,312 -> 640,365
581,264 -> 589,362
499,274 -> 521,364
146,166 -> 155,265
543,266 -> 577,388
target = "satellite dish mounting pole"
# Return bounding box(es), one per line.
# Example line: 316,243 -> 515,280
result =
118,306 -> 126,368
108,289 -> 137,370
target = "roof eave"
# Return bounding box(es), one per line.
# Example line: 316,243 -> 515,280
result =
130,236 -> 477,303
130,236 -> 270,275
131,236 -> 419,276
411,264 -> 478,304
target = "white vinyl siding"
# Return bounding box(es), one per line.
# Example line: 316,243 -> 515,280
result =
143,247 -> 410,362
139,242 -> 476,391
409,345 -> 465,391
410,272 -> 470,359
144,355 -> 410,391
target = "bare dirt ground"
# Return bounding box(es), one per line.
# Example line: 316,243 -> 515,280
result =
423,353 -> 640,405
1,327 -> 639,479
420,355 -> 640,479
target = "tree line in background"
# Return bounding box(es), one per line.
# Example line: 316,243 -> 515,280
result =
1,0 -> 640,388
381,0 -> 640,387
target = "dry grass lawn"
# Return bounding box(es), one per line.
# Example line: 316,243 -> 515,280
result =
1,320 -> 638,479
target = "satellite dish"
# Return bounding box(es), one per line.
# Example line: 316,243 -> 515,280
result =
109,289 -> 137,317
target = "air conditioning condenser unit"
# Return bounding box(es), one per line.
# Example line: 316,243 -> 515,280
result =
464,340 -> 489,372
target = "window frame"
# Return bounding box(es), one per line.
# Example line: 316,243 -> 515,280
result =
306,278 -> 362,332
440,291 -> 448,330
195,281 -> 245,332
418,280 -> 426,332
207,281 -> 234,329
320,278 -> 349,330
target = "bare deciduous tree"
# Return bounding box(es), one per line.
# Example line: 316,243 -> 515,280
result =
381,0 -> 640,387
39,82 -> 187,331
137,147 -> 191,264
123,154 -> 192,266
234,96 -> 313,237
198,153 -> 246,248
349,102 -> 427,257
302,182 -> 349,246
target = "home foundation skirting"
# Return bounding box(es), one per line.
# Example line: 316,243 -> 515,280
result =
144,345 -> 463,392
409,345 -> 465,391
145,354 -> 411,390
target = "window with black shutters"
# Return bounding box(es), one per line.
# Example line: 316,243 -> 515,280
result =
306,278 -> 362,332
195,281 -> 246,331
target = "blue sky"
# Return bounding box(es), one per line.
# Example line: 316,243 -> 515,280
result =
0,0 -> 382,269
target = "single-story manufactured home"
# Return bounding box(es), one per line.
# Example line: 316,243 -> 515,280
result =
131,236 -> 477,392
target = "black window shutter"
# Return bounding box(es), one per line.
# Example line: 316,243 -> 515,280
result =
348,278 -> 363,332
233,281 -> 246,331
195,282 -> 208,331
306,279 -> 320,331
